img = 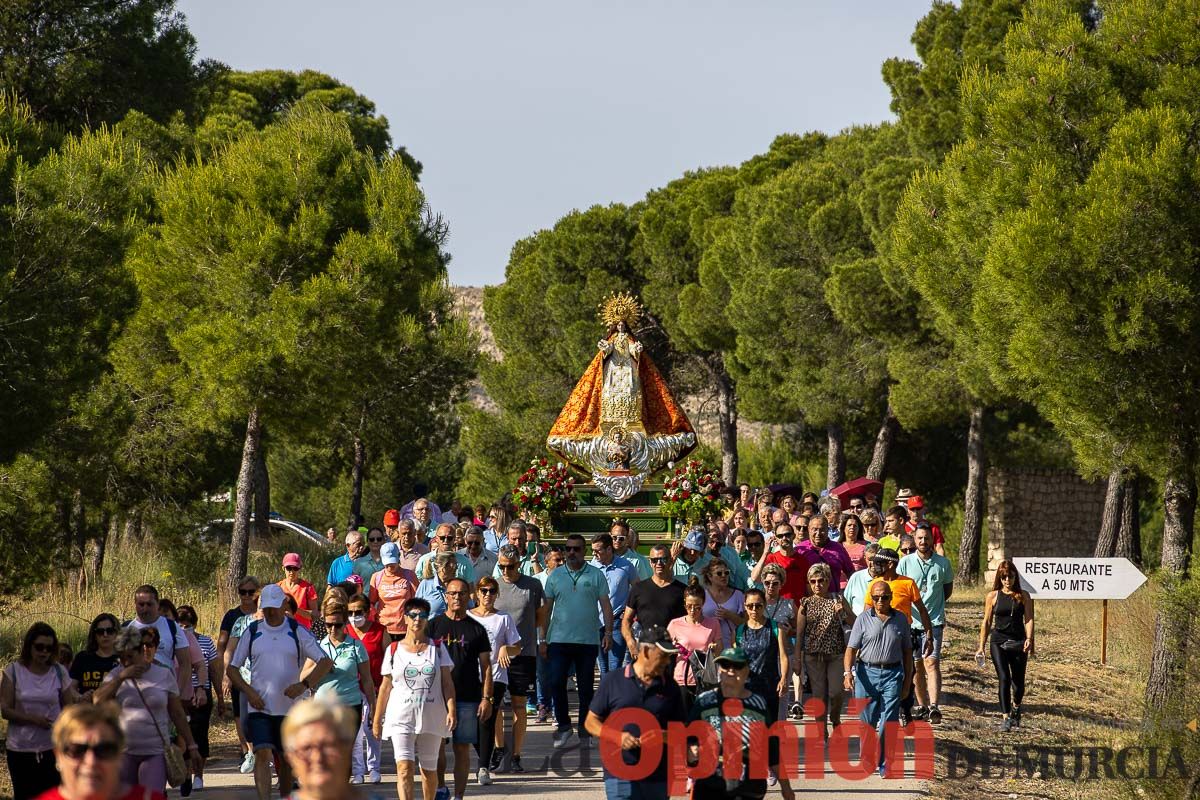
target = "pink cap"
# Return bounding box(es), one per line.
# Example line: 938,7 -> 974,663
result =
346,574 -> 364,586
282,552 -> 302,568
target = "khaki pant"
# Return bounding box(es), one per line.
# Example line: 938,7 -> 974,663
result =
804,652 -> 844,729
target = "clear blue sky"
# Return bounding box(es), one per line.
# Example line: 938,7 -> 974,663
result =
178,0 -> 931,286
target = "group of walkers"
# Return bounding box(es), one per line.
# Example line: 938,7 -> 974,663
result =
2,486 -> 1035,800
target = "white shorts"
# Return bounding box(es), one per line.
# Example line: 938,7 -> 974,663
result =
391,731 -> 442,767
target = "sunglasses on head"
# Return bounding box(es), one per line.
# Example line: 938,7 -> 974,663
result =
63,741 -> 121,761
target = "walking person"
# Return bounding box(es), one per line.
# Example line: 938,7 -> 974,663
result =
460,527 -> 497,578
175,605 -> 223,790
2,623 -> 79,800
278,554 -> 319,631
311,602 -> 376,783
540,533 -> 614,749
125,586 -> 195,697
92,627 -> 200,796
976,558 -> 1034,731
69,615 -> 121,702
156,599 -> 208,716
428,577 -> 493,800
218,576 -> 260,774
590,532 -> 638,673
34,703 -> 167,800
759,565 -> 799,720
466,577 -> 520,786
373,597 -> 455,800
700,559 -> 745,648
611,521 -> 651,580
843,582 -> 913,777
666,581 -> 721,704
355,527 -> 389,583
491,545 -> 545,774
282,700 -> 390,800
347,593 -> 390,785
226,584 -> 334,800
867,547 -> 934,726
795,563 -> 853,737
899,524 -> 954,724
584,626 -> 686,800
370,542 -> 420,637
327,529 -> 369,592
622,545 -> 686,652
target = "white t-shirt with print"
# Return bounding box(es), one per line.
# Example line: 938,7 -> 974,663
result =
381,641 -> 453,738
229,619 -> 327,716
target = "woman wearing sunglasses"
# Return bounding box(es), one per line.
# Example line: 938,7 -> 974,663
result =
373,597 -> 456,800
70,615 -> 121,702
308,601 -> 375,783
700,559 -> 745,648
3,622 -> 80,799
467,577 -> 521,785
35,703 -> 167,800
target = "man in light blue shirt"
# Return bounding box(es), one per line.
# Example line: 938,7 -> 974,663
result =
326,529 -> 370,590
589,532 -> 639,674
671,528 -> 712,584
610,521 -> 651,580
413,523 -> 475,582
539,533 -> 613,750
492,520 -> 546,579
897,524 -> 953,724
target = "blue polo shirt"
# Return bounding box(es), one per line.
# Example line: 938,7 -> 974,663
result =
545,564 -> 610,646
590,556 -> 637,626
589,663 -> 686,782
327,553 -> 371,587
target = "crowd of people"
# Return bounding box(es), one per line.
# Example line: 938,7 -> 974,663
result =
2,484 -> 1036,800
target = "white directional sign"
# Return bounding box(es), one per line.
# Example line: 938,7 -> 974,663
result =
1012,557 -> 1147,600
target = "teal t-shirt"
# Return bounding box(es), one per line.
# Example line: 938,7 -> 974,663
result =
352,556 -> 384,582
545,563 -> 610,646
898,552 -> 953,628
619,549 -> 652,581
315,636 -> 368,705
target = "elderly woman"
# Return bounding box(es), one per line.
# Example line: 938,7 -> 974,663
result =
35,703 -> 167,800
414,552 -> 460,618
859,508 -> 883,544
467,576 -> 521,786
795,562 -> 853,737
373,597 -> 455,800
282,699 -> 389,800
760,564 -> 798,720
310,601 -> 375,785
92,627 -> 199,795
779,494 -> 805,527
3,622 -> 79,800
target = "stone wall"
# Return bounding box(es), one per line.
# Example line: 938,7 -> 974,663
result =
985,468 -> 1106,583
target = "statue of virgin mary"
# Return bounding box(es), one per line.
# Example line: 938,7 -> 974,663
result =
547,292 -> 696,501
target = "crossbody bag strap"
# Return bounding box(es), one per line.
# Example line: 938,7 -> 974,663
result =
130,677 -> 173,753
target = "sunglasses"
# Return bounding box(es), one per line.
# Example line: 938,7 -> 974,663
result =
95,627 -> 117,636
284,566 -> 300,572
467,540 -> 483,547
239,589 -> 257,596
745,603 -> 763,610
32,642 -> 54,653
62,741 -> 121,761
864,523 -> 880,528
613,536 -> 627,543
871,595 -> 892,603
436,535 -> 453,541
478,587 -> 497,595
564,546 -> 583,552
711,571 -> 729,578
368,537 -> 386,543
900,547 -> 915,554
324,621 -> 345,628
649,557 -> 670,564
763,580 -> 781,587
809,577 -> 827,583
405,611 -> 430,620
498,562 -> 518,570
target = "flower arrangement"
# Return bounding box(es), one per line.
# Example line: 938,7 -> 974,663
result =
512,457 -> 577,520
660,459 -> 725,525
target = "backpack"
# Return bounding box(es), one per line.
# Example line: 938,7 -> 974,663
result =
247,617 -> 303,669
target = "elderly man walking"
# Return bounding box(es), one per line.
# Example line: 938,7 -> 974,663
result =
844,581 -> 913,777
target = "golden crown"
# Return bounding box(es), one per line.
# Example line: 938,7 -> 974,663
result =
599,292 -> 642,328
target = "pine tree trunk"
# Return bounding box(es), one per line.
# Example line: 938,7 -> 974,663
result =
714,364 -> 739,489
253,443 -> 270,545
124,507 -> 143,546
88,512 -> 112,585
826,423 -> 845,491
1144,429 -> 1196,715
1094,466 -> 1125,558
349,435 -> 366,529
956,405 -> 987,584
71,490 -> 87,593
866,406 -> 898,482
1116,473 -> 1141,566
228,407 -> 262,597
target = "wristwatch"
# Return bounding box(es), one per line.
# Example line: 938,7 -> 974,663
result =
483,696 -> 494,703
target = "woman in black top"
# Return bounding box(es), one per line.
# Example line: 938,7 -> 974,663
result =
976,559 -> 1035,731
69,614 -> 121,701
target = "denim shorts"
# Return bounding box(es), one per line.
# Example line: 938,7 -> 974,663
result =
912,625 -> 944,661
246,712 -> 284,752
452,701 -> 479,745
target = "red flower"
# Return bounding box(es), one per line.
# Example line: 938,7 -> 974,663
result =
681,490 -> 691,500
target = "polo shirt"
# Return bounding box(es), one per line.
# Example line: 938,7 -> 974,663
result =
351,555 -> 384,583
797,540 -> 856,588
868,575 -> 923,623
415,578 -> 451,618
843,568 -> 873,616
545,563 -> 610,646
414,551 -> 476,583
589,664 -> 686,782
462,548 -> 497,577
848,608 -> 912,666
617,548 -> 652,580
229,618 -> 327,716
327,553 -> 370,587
315,636 -> 369,705
590,556 -> 637,625
898,552 -> 953,628
492,549 -> 546,579
394,543 -> 428,573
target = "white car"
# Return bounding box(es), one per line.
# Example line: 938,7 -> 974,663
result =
202,517 -> 330,549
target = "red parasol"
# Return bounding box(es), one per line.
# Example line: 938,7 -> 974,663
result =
829,477 -> 884,502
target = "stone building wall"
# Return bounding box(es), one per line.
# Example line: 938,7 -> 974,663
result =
985,468 -> 1106,583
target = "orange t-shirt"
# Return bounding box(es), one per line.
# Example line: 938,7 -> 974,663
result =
370,568 -> 418,634
277,579 -> 318,629
868,576 -> 921,623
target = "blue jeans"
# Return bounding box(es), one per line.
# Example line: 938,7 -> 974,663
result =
548,642 -> 599,735
604,777 -> 669,800
598,626 -> 628,674
855,662 -> 904,766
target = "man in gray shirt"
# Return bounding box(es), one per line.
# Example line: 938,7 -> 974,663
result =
492,544 -> 546,773
843,581 -> 913,777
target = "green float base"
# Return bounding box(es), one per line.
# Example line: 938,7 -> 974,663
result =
552,484 -> 679,546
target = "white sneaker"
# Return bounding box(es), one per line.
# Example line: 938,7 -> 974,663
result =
238,752 -> 255,774
477,768 -> 493,786
367,769 -> 381,784
350,774 -> 364,784
552,728 -> 575,749
192,776 -> 204,791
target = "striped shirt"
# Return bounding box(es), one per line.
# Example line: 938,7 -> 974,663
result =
193,632 -> 218,688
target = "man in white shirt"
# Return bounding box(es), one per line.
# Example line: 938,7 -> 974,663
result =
127,584 -> 199,704
227,584 -> 334,800
460,526 -> 497,576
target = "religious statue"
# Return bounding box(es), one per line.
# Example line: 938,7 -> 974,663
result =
547,292 -> 696,501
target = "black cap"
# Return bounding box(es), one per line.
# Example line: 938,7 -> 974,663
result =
638,625 -> 677,653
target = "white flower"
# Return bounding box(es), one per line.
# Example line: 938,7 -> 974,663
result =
681,480 -> 691,490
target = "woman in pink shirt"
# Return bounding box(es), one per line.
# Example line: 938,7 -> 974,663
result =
666,582 -> 721,699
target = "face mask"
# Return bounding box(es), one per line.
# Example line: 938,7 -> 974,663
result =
349,614 -> 366,627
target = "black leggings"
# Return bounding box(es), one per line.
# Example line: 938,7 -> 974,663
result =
475,681 -> 506,770
990,639 -> 1027,714
187,686 -> 214,759
6,748 -> 59,800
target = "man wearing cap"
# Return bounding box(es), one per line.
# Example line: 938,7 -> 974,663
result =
228,584 -> 334,800
904,496 -> 946,555
899,525 -> 953,724
415,522 -> 477,582
383,508 -> 402,540
539,533 -> 614,749
670,528 -> 713,584
844,581 -> 913,777
327,529 -> 369,592
368,543 -> 419,637
585,625 -> 685,800
392,519 -> 428,573
867,547 -> 933,727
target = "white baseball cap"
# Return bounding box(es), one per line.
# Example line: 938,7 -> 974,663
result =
259,584 -> 286,609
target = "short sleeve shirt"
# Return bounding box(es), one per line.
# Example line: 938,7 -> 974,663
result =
427,614 -> 490,702
848,608 -> 912,665
494,575 -> 545,658
544,564 -> 611,646
126,617 -> 189,674
626,579 -> 686,632
277,580 -> 318,629
70,651 -> 119,694
380,641 -> 453,737
467,611 -> 521,684
898,552 -> 953,628
589,666 -> 685,782
315,636 -> 369,706
230,619 -> 328,716
868,576 -> 922,624
590,557 -> 637,625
